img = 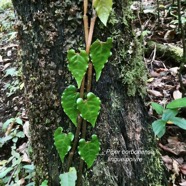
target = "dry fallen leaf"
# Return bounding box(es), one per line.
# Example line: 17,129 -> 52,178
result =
172,159 -> 179,175
23,121 -> 30,138
173,90 -> 182,100
162,155 -> 173,170
180,164 -> 186,175
22,153 -> 31,163
147,89 -> 163,97
180,181 -> 186,186
169,67 -> 179,75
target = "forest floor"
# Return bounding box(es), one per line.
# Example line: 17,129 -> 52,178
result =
0,0 -> 186,185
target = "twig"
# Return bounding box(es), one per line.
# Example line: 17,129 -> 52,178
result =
177,0 -> 186,95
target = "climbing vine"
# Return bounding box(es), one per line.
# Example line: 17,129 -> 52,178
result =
53,0 -> 113,185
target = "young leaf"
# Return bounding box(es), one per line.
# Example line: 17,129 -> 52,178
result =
67,49 -> 89,88
90,38 -> 112,81
162,109 -> 178,122
151,102 -> 164,115
61,85 -> 80,126
169,117 -> 186,130
152,119 -> 166,138
77,92 -> 101,127
93,0 -> 113,26
78,135 -> 100,168
59,167 -> 77,186
54,127 -> 74,163
166,97 -> 186,109
40,180 -> 48,186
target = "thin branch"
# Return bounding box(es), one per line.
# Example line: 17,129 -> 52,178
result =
67,0 -> 89,171
177,0 -> 186,95
83,0 -> 89,44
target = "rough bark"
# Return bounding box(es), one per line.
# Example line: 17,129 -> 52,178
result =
12,0 -> 167,185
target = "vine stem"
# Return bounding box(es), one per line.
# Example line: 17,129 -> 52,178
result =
67,79 -> 85,170
67,0 -> 90,174
77,2 -> 97,185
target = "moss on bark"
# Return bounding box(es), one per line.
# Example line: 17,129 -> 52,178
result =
12,0 -> 167,185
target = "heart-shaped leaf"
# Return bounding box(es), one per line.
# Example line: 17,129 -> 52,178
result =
54,127 -> 74,163
61,85 -> 80,126
78,135 -> 100,168
59,167 -> 77,186
67,49 -> 89,88
77,92 -> 101,127
152,119 -> 166,138
93,0 -> 113,26
90,38 -> 112,81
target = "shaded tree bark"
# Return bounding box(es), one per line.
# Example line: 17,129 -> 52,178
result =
12,0 -> 167,185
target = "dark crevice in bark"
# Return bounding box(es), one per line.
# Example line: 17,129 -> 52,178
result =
12,0 -> 167,185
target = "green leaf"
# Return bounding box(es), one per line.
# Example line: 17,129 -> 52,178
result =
77,92 -> 101,127
61,85 -> 80,126
162,109 -> 178,121
169,117 -> 186,130
152,119 -> 166,138
54,127 -> 74,163
15,117 -> 23,125
93,0 -> 113,26
78,135 -> 100,168
16,131 -> 25,138
23,164 -> 35,171
90,38 -> 112,81
4,67 -> 17,77
167,98 -> 186,109
67,49 -> 89,88
59,167 -> 77,186
40,180 -> 48,186
151,102 -> 164,115
0,167 -> 13,179
2,118 -> 14,131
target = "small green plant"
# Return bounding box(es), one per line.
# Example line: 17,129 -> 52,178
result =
151,97 -> 186,138
3,66 -> 24,97
0,117 -> 24,147
0,117 -> 35,185
0,0 -> 13,10
53,0 -> 113,185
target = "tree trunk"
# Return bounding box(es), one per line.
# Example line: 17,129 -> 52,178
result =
12,0 -> 167,185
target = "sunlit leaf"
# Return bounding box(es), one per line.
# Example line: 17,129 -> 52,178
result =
93,0 -> 113,26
